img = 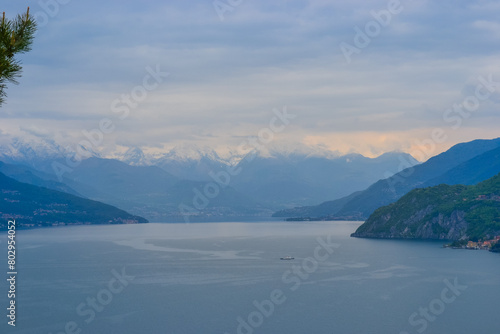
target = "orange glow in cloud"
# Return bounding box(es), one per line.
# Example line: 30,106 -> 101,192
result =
303,128 -> 500,161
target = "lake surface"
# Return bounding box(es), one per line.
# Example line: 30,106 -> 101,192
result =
1,221 -> 499,334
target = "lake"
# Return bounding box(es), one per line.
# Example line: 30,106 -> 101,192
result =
1,221 -> 499,334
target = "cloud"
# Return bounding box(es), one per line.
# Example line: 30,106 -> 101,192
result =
472,20 -> 500,38
1,0 -> 499,158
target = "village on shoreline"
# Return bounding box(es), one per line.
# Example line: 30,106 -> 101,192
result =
445,236 -> 500,252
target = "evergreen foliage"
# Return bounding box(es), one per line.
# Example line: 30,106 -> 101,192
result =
0,8 -> 37,107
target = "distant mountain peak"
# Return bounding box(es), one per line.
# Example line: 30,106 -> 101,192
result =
161,144 -> 225,163
250,142 -> 342,160
121,146 -> 149,166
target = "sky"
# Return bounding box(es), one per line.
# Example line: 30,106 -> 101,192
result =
1,0 -> 500,160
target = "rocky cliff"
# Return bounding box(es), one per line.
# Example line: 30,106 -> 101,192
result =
351,174 -> 500,240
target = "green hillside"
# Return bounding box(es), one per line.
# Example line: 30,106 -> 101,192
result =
351,173 -> 500,240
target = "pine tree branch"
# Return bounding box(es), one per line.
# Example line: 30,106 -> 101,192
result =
0,7 -> 37,107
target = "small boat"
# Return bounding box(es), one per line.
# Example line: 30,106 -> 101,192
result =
280,256 -> 295,260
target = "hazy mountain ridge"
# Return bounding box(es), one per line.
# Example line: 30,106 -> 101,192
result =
275,138 -> 500,219
0,161 -> 82,197
57,157 -> 269,221
422,146 -> 500,187
232,151 -> 418,208
0,138 -> 417,220
0,172 -> 148,230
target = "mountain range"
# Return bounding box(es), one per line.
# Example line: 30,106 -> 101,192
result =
2,136 -> 500,229
59,157 -> 264,221
0,138 -> 417,221
230,151 -> 417,208
274,138 -> 500,220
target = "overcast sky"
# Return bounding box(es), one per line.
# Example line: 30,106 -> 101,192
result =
2,0 -> 500,159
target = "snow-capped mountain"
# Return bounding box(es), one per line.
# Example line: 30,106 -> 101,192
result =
0,137 -> 420,213
160,144 -> 226,163
118,147 -> 151,166
0,137 -> 63,162
229,149 -> 419,208
0,137 -> 66,172
152,144 -> 230,181
0,136 -> 104,172
248,142 -> 342,160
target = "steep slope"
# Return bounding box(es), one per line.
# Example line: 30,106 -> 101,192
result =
423,146 -> 500,187
273,191 -> 362,218
0,161 -> 82,196
276,138 -> 500,219
351,173 -> 500,240
0,172 -> 148,230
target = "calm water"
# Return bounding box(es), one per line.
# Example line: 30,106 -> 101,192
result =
1,221 -> 499,334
